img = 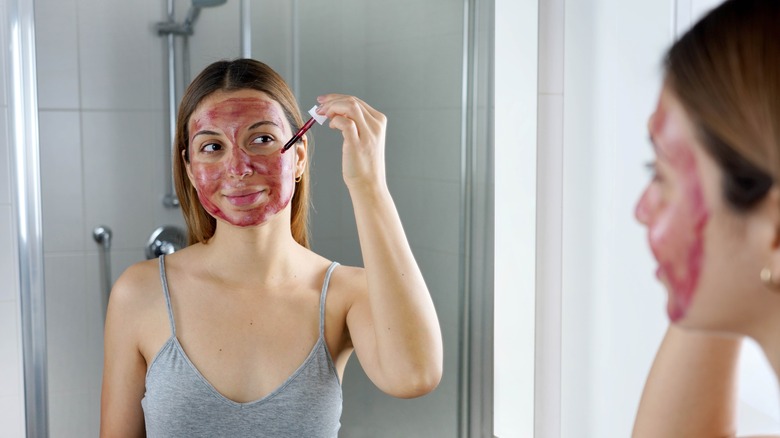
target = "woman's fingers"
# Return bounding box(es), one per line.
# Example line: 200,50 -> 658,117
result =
317,94 -> 385,141
328,114 -> 360,147
315,94 -> 388,189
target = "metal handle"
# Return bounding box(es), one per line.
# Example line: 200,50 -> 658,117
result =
145,225 -> 186,259
92,225 -> 112,323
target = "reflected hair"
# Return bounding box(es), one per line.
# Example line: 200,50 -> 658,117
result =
664,0 -> 780,211
173,58 -> 311,247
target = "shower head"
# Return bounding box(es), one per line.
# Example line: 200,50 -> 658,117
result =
182,0 -> 226,33
156,0 -> 226,36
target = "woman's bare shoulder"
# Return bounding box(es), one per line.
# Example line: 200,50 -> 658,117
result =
328,264 -> 367,297
108,258 -> 163,313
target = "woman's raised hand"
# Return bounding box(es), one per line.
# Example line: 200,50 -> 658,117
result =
316,94 -> 388,192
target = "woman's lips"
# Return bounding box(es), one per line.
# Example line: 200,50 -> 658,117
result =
224,189 -> 265,207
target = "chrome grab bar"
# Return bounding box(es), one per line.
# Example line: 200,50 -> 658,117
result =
92,225 -> 112,323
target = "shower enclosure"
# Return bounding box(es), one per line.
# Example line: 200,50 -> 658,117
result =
17,0 -> 493,436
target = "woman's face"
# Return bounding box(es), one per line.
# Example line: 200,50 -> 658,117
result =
635,86 -> 771,329
185,89 -> 304,228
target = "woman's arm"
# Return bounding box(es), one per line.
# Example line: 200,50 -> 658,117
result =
100,267 -> 148,437
633,325 -> 742,438
317,94 -> 443,398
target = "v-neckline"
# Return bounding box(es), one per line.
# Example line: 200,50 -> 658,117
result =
166,335 -> 325,407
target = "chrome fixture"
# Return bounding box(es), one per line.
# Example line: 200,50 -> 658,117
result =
155,0 -> 227,208
92,225 -> 113,324
145,225 -> 187,259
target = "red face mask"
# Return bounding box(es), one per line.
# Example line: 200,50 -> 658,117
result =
187,94 -> 297,228
635,94 -> 710,322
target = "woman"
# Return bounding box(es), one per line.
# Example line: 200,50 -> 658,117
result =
633,0 -> 780,436
100,59 -> 443,437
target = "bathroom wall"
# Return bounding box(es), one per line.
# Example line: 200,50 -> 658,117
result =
0,0 -> 27,435
33,0 -> 218,434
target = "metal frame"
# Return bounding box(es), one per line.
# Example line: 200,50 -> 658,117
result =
458,0 -> 495,435
6,0 -> 49,435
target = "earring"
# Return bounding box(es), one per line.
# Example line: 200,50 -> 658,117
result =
295,175 -> 302,183
760,267 -> 780,291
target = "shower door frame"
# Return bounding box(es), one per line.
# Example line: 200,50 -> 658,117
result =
6,0 -> 49,436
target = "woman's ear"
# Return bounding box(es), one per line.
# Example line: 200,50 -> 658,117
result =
295,134 -> 308,179
183,149 -> 196,188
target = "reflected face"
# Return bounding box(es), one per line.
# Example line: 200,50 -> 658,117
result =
635,88 -> 710,322
186,89 -> 297,227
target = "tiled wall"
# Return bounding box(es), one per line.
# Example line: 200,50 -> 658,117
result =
0,0 -> 28,435
34,0 -> 209,434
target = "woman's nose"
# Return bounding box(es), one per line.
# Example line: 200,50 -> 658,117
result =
227,147 -> 253,178
635,186 -> 655,225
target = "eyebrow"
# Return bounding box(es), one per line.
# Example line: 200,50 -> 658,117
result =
191,120 -> 281,139
248,120 -> 280,130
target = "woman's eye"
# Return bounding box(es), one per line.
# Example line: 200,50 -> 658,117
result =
645,161 -> 662,182
251,135 -> 274,145
202,143 -> 222,153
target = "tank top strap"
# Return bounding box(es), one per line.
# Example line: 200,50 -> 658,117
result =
158,254 -> 177,337
319,261 -> 340,337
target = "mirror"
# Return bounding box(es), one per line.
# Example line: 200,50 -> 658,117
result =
31,0 -> 494,435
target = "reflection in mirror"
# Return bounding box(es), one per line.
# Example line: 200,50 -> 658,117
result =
29,0 -> 495,436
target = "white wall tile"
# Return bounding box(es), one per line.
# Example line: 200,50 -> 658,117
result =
34,0 -> 80,109
81,111 -> 156,251
83,253 -> 106,397
0,206 -> 17,302
39,111 -> 85,253
77,0 -> 164,110
0,108 -> 10,205
0,301 -> 22,397
0,395 -> 24,438
44,254 -> 89,395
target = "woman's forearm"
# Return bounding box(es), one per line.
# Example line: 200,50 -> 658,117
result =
349,184 -> 443,392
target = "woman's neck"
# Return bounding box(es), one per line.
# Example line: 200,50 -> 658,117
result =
748,308 -> 780,380
197,217 -> 307,290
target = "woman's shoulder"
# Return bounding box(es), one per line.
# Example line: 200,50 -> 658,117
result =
109,257 -> 164,312
328,263 -> 367,298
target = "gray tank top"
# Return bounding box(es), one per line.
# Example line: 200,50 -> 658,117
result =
141,255 -> 343,437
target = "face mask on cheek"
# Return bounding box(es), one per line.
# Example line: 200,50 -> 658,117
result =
190,152 -> 297,227
647,147 -> 710,322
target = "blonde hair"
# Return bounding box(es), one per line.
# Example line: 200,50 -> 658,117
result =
173,59 -> 311,247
